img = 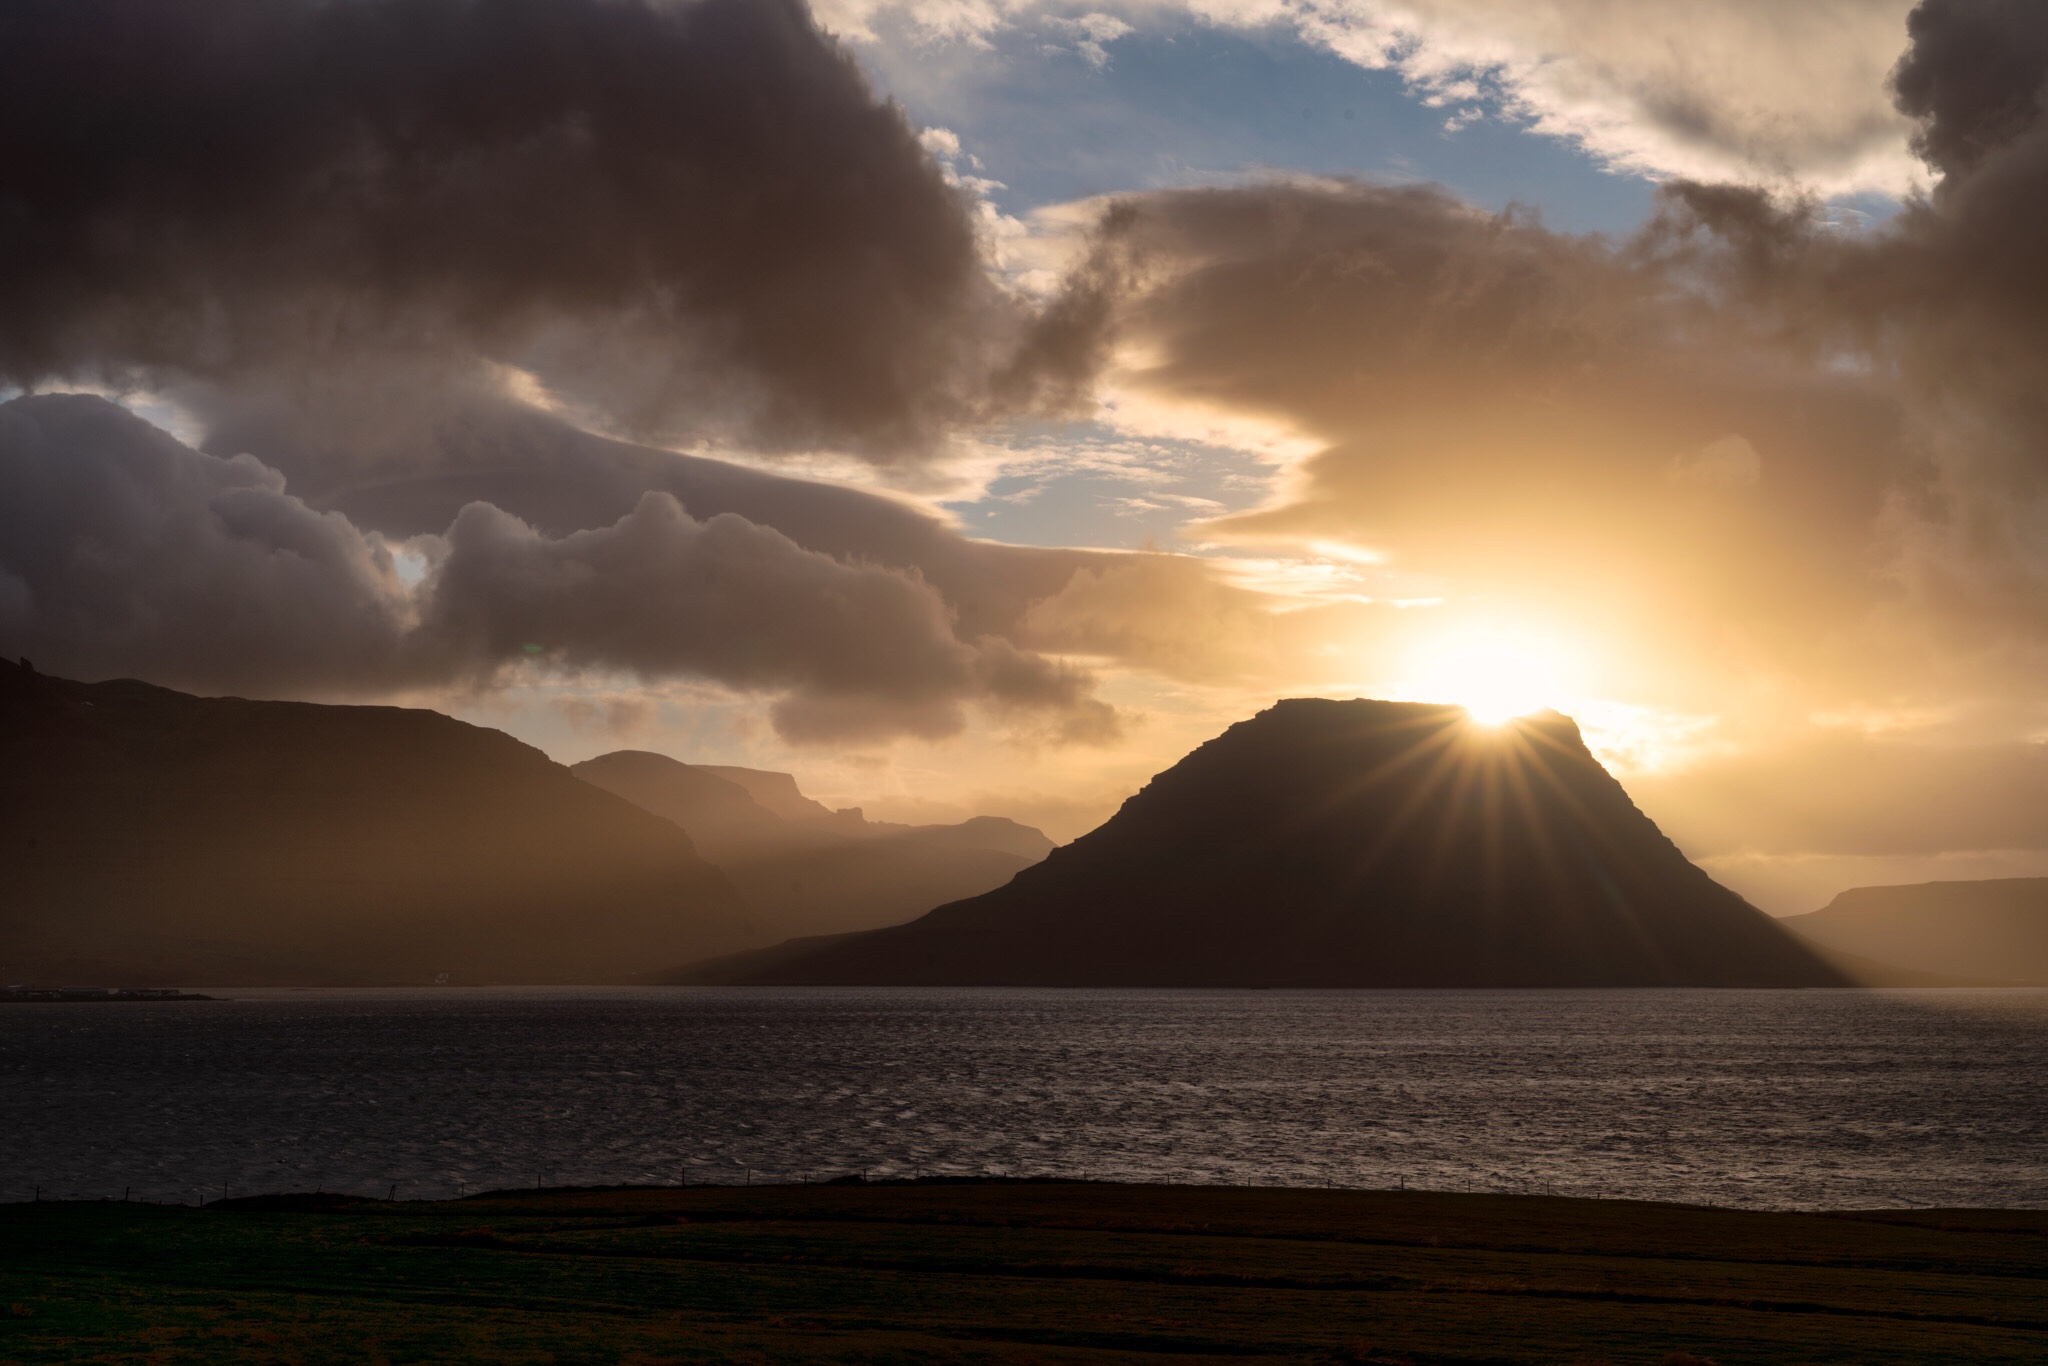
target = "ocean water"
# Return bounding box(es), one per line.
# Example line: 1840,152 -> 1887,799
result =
3,987 -> 2045,1211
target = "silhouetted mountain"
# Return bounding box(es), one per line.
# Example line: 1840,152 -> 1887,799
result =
1779,879 -> 2048,984
572,750 -> 1052,940
683,699 -> 1845,987
569,752 -> 787,855
693,765 -> 837,822
0,661 -> 757,985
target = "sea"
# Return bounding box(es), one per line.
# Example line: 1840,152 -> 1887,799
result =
4,987 -> 2046,1211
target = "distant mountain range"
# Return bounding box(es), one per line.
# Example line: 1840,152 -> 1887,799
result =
0,660 -> 758,985
571,750 -> 1051,941
1779,879 -> 2048,985
12,663 -> 1949,990
681,699 -> 1847,987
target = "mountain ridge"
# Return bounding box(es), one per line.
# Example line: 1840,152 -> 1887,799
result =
0,661 -> 758,985
572,749 -> 1052,941
1778,878 -> 2048,984
682,698 -> 1846,988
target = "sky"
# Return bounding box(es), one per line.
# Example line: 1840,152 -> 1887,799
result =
4,0 -> 2048,912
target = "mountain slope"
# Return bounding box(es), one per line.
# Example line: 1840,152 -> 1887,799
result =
0,661 -> 757,985
690,699 -> 1844,987
692,765 -> 837,822
567,751 -> 788,856
573,750 -> 1052,940
1779,879 -> 2048,984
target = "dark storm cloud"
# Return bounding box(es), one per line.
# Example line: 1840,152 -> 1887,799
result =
1658,0 -> 2048,366
0,396 -> 414,696
1889,0 -> 2048,367
1558,2 -> 2048,688
1853,0 -> 2048,641
418,489 -> 1116,742
0,0 -> 1012,457
1893,0 -> 2048,179
0,0 -> 1157,737
189,392 -> 1130,645
0,394 -> 1121,743
0,0 -> 1290,729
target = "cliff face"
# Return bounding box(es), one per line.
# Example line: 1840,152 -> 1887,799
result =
1780,879 -> 2048,984
0,662 -> 757,985
573,750 -> 1052,941
696,699 -> 1845,987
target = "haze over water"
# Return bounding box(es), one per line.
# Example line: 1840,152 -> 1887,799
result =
6,987 -> 2046,1211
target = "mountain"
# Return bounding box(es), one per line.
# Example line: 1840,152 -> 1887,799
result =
682,699 -> 1845,987
567,752 -> 789,855
0,661 -> 758,985
572,750 -> 1052,940
692,765 -> 836,822
1778,879 -> 2048,984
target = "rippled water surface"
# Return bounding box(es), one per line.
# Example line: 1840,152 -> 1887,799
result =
5,987 -> 2046,1209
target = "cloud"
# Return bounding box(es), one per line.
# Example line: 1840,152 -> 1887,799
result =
1039,177 -> 1915,707
0,393 -> 1123,744
821,0 -> 1923,193
1738,0 -> 2048,670
1018,554 -> 1280,679
1892,0 -> 2048,179
1035,0 -> 2048,690
1634,732 -> 2048,859
188,392 -> 1133,646
1282,0 -> 1922,192
892,0 -> 2048,873
1046,11 -> 1133,66
0,0 -> 1038,460
418,489 -> 1115,742
13,0 -> 2048,883
1667,435 -> 1763,488
0,394 -> 414,695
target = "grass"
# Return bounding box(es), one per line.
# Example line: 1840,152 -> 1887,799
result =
3,1181 -> 2045,1363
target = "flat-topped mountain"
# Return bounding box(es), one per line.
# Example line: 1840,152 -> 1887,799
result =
1779,879 -> 2048,984
0,661 -> 757,985
687,699 -> 1845,987
572,750 -> 1052,941
691,765 -> 837,823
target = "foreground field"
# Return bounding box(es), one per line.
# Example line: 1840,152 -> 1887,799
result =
3,1182 -> 2045,1363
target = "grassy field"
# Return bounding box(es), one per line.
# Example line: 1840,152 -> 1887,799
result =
3,1181 -> 2045,1363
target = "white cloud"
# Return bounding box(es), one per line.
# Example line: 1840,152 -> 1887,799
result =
821,0 -> 1925,195
1047,11 -> 1135,66
1290,0 -> 1922,193
918,125 -> 964,158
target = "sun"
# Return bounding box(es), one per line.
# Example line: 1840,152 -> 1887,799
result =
1398,624 -> 1572,725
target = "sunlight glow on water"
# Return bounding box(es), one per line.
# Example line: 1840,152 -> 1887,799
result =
4,987 -> 2045,1210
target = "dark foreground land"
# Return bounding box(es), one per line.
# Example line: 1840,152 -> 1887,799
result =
4,1183 -> 2046,1364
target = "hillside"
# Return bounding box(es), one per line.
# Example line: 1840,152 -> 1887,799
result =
687,699 -> 1844,987
0,661 -> 758,985
1779,879 -> 2048,984
573,750 -> 1051,940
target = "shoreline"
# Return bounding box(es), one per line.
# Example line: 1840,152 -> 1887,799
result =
11,1176 -> 2044,1215
0,993 -> 215,1004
